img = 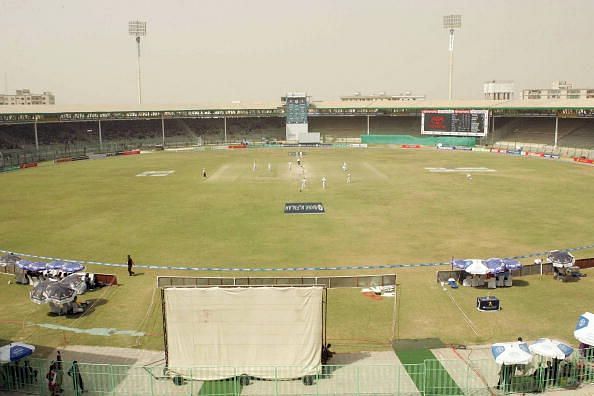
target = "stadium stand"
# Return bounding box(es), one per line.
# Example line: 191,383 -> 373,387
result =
493,118 -> 594,149
309,116 -> 421,142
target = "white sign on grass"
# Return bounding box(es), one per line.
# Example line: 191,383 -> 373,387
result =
136,171 -> 175,177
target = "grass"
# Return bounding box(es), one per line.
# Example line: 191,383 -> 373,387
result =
1,147 -> 594,356
394,347 -> 463,395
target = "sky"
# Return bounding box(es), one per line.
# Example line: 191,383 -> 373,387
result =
1,0 -> 593,105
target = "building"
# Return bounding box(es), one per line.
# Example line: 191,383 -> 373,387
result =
484,81 -> 514,100
521,81 -> 594,100
340,92 -> 425,101
0,89 -> 55,105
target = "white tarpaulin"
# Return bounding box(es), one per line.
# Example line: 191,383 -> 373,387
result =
164,287 -> 323,380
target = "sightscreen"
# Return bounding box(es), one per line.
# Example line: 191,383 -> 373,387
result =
164,286 -> 323,380
421,109 -> 489,137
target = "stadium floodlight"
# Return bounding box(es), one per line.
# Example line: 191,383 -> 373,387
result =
128,20 -> 147,105
443,15 -> 462,100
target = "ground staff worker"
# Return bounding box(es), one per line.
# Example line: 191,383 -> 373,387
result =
127,255 -> 134,276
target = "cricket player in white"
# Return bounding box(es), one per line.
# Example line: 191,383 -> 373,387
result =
322,176 -> 327,190
268,163 -> 272,172
342,162 -> 347,172
288,161 -> 292,171
346,173 -> 351,183
299,177 -> 307,192
252,160 -> 257,172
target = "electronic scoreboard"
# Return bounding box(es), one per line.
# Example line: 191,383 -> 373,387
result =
421,109 -> 489,137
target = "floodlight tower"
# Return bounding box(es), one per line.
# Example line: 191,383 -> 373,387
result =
443,15 -> 462,100
128,20 -> 147,105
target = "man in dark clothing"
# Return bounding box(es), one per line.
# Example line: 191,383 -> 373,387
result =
127,255 -> 134,276
68,361 -> 85,395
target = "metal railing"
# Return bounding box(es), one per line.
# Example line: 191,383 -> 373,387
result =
2,350 -> 594,395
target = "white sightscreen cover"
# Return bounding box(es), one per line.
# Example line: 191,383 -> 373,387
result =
164,287 -> 323,380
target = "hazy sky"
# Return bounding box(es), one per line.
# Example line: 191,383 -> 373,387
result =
1,0 -> 593,105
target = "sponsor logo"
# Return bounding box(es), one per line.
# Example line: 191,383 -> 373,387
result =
543,154 -> 561,159
284,202 -> 325,214
136,171 -> 175,177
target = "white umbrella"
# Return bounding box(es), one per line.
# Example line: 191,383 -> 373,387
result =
574,312 -> 594,346
491,342 -> 533,365
529,338 -> 574,359
548,250 -> 575,268
464,260 -> 492,275
0,342 -> 36,363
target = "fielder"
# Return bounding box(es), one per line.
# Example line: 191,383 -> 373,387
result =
342,162 -> 348,172
299,177 -> 307,192
346,173 -> 351,184
322,176 -> 327,190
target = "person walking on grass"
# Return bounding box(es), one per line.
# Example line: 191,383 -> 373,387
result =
202,168 -> 207,178
127,255 -> 135,276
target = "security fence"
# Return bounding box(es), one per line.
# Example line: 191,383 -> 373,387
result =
2,350 -> 594,395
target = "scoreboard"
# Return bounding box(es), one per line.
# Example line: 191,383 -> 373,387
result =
421,110 -> 489,137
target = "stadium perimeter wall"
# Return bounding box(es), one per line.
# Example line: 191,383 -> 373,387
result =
361,134 -> 477,146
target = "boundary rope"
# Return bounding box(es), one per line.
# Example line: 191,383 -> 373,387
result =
2,243 -> 594,272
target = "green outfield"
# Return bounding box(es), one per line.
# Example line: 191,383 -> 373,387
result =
1,147 -> 593,355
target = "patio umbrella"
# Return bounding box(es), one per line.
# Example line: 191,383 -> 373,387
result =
548,250 -> 575,268
29,280 -> 52,304
491,342 -> 533,365
452,259 -> 472,270
60,273 -> 87,295
466,260 -> 499,275
529,338 -> 574,359
16,259 -> 33,270
0,342 -> 36,363
61,261 -> 85,273
484,258 -> 507,273
27,261 -> 49,272
43,282 -> 77,305
502,259 -> 522,271
574,312 -> 594,346
46,260 -> 66,270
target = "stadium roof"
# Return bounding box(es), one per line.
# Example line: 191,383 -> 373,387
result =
1,99 -> 594,123
1,99 -> 594,114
